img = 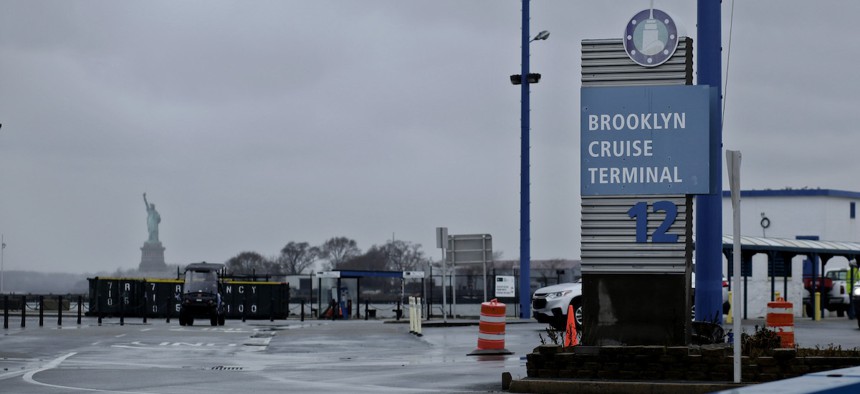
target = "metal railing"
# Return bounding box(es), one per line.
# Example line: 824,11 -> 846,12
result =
2,294 -> 86,329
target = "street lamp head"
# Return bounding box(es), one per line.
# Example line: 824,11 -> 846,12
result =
531,30 -> 550,42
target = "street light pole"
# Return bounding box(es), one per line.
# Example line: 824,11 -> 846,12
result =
519,0 -> 531,320
1,234 -> 5,294
0,126 -> 4,294
695,0 -> 724,323
516,1 -> 548,319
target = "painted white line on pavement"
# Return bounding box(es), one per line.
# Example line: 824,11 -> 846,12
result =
21,352 -> 159,394
0,368 -> 28,380
111,342 -> 239,350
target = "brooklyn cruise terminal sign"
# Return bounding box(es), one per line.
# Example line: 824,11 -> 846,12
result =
578,7 -> 717,347
580,85 -> 713,196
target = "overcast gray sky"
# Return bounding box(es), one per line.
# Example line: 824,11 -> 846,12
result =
2,1 -> 859,274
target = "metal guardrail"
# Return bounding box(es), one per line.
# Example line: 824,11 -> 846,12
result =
3,294 -> 489,329
3,294 -> 86,329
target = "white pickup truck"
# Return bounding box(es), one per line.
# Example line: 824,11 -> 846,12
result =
824,269 -> 850,317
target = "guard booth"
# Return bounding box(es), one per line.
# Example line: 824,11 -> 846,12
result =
87,277 -> 290,319
314,270 -> 426,319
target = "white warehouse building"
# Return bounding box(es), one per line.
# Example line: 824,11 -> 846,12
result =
719,188 -> 860,319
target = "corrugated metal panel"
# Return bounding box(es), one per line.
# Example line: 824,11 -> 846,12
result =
581,37 -> 693,87
580,37 -> 695,275
582,195 -> 693,274
720,235 -> 860,256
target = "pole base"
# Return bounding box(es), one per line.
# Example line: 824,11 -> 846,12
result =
468,348 -> 513,356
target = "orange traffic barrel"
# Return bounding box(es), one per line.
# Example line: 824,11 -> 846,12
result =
468,299 -> 512,356
766,297 -> 794,348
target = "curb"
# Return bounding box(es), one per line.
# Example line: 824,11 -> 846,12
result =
508,378 -> 747,394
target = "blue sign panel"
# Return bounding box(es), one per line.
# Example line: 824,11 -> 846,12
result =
581,85 -> 713,196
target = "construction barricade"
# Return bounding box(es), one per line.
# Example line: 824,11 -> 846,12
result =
766,297 -> 795,348
468,299 -> 512,356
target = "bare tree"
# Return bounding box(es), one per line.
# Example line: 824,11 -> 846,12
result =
535,258 -> 569,287
339,246 -> 390,290
492,250 -> 504,261
278,241 -> 320,275
382,240 -> 427,272
339,246 -> 388,271
225,251 -> 271,275
319,237 -> 361,270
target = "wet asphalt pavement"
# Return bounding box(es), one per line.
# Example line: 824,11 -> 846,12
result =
3,315 -> 860,393
0,317 -> 540,393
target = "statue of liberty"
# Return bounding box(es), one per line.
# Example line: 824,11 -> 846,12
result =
143,193 -> 161,243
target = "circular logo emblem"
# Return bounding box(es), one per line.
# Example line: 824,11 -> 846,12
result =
623,8 -> 679,67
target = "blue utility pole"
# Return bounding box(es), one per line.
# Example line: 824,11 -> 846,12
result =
519,0 -> 532,319
695,0 -> 724,323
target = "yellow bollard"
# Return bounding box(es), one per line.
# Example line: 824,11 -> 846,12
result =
726,291 -> 733,324
814,292 -> 822,321
409,296 -> 417,333
415,297 -> 423,336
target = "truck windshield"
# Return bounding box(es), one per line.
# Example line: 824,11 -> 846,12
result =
826,271 -> 847,281
184,270 -> 218,294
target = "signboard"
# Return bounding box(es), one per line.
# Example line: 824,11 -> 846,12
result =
315,271 -> 340,278
436,227 -> 448,249
446,233 -> 493,302
581,85 -> 713,196
623,8 -> 679,67
495,276 -> 516,298
579,20 -> 697,346
446,234 -> 492,264
402,271 -> 425,279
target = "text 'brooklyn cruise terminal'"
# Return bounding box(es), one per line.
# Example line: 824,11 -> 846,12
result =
580,86 -> 714,196
588,166 -> 682,185
587,112 -> 686,131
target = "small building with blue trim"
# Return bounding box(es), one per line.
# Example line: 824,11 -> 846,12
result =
719,188 -> 860,319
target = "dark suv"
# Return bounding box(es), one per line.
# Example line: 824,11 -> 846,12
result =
178,262 -> 226,326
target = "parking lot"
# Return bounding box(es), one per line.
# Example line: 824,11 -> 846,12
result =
1,315 -> 860,393
0,316 -> 540,393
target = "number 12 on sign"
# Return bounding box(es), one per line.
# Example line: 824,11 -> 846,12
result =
627,201 -> 679,243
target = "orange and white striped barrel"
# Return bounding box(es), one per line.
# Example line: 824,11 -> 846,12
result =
477,299 -> 506,350
766,297 -> 794,348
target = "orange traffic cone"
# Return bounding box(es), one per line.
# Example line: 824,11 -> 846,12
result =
564,304 -> 578,347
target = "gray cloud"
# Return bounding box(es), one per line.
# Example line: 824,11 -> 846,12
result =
1,1 -> 859,274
